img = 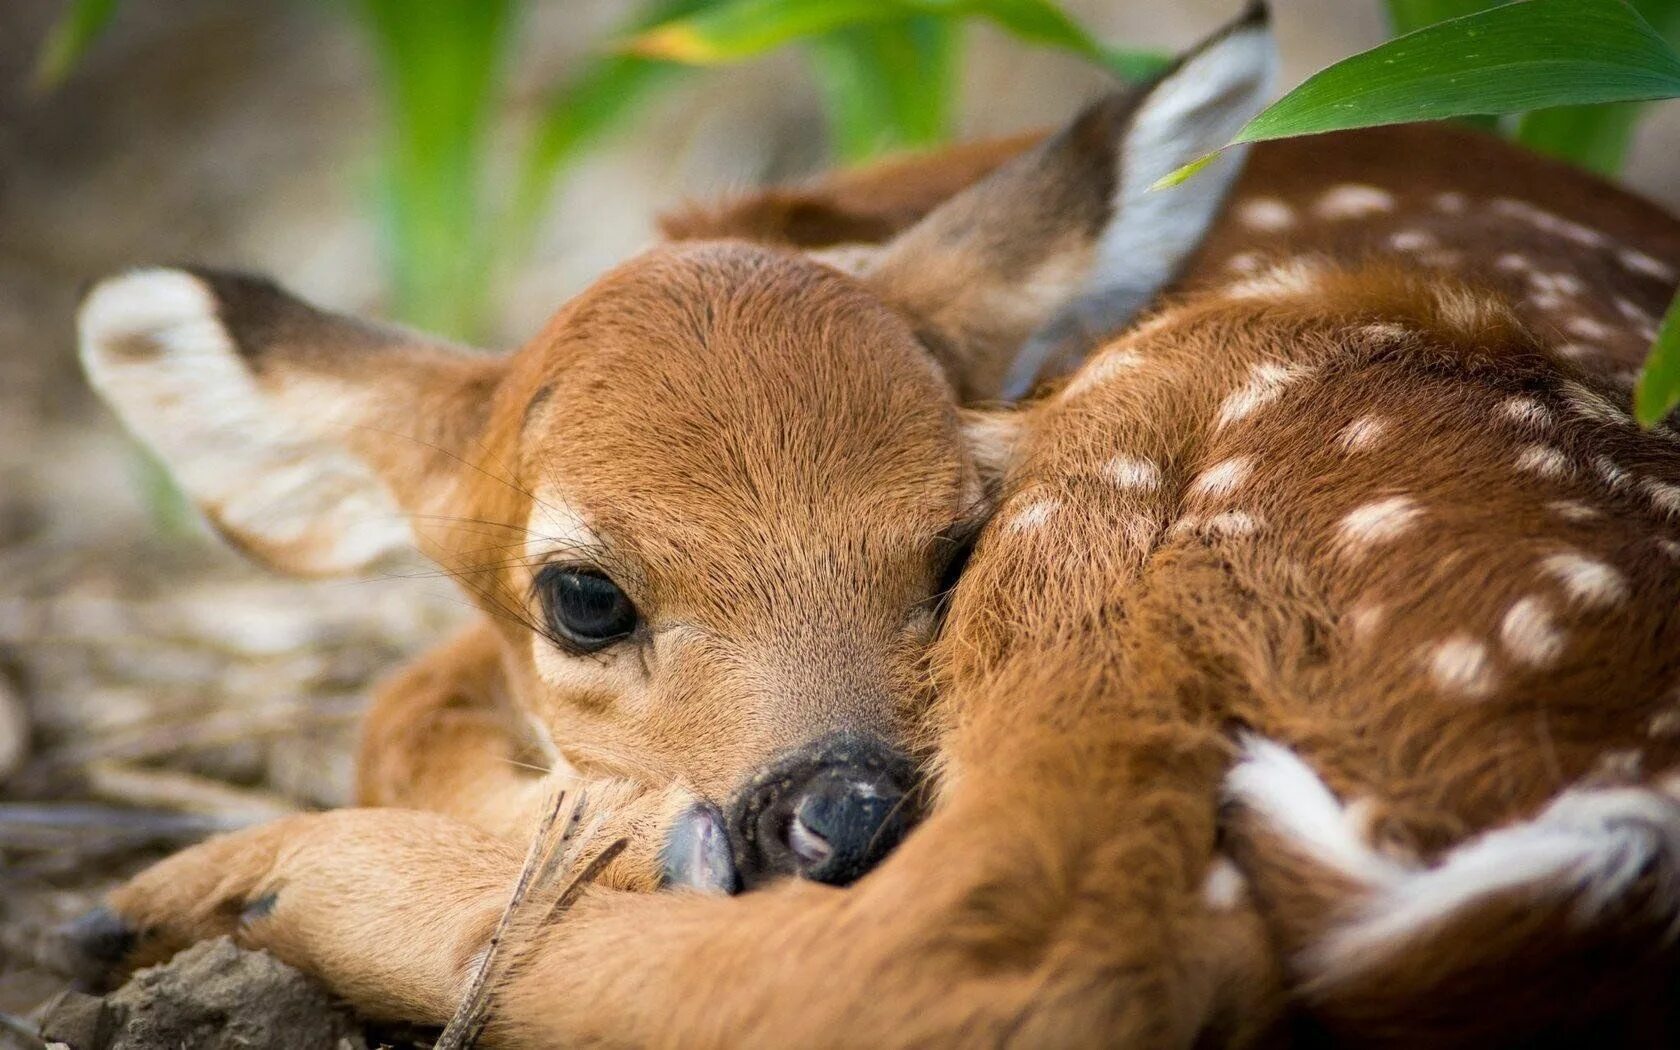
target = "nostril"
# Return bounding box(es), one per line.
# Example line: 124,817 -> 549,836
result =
786,774 -> 911,887
787,811 -> 833,867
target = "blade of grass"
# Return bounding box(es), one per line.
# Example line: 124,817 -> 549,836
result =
806,15 -> 958,162
354,0 -> 516,341
1635,290 -> 1680,426
628,0 -> 1168,80
33,0 -> 120,91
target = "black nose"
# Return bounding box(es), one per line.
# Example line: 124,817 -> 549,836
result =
727,731 -> 919,890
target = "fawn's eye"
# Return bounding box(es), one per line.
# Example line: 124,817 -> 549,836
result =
535,566 -> 639,652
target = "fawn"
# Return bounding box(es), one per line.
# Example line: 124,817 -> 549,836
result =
69,0 -> 1270,930
66,2 -> 1680,1045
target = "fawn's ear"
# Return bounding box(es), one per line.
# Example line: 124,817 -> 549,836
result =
79,268 -> 504,576
859,3 -> 1275,401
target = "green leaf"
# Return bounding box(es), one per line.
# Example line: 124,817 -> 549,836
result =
1635,290 -> 1680,426
1235,0 -> 1680,146
33,0 -> 120,91
628,0 -> 894,63
627,0 -> 1169,79
1514,0 -> 1680,175
807,15 -> 958,161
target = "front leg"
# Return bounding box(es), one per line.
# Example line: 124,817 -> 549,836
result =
357,622 -> 723,892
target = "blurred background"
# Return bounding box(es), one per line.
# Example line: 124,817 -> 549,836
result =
1,0 -> 1678,1023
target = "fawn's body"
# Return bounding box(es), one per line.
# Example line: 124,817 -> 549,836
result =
68,8 -> 1680,1044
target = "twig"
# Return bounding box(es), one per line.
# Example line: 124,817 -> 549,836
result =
434,789 -> 571,1050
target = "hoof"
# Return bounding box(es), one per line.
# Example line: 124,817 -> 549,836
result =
661,801 -> 739,895
45,907 -> 137,992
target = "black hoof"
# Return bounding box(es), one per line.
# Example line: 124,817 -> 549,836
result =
45,907 -> 137,992
660,801 -> 739,895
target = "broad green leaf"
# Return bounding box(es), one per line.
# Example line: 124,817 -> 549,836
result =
1235,0 -> 1680,146
1635,290 -> 1680,426
506,0 -> 715,246
34,0 -> 120,91
628,0 -> 1169,80
1515,0 -> 1680,175
808,16 -> 958,161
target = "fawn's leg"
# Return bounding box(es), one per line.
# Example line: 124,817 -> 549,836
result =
81,546 -> 1281,1046
356,620 -> 711,892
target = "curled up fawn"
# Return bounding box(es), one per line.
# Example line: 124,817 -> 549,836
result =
62,3 -> 1680,1045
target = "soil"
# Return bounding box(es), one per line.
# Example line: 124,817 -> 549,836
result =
38,938 -> 378,1050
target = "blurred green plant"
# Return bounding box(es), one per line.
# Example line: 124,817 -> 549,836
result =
31,0 -> 1680,422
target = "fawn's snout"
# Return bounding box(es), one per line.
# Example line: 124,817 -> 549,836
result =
726,731 -> 919,890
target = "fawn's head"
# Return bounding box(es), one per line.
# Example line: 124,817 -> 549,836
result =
76,8 -> 1272,888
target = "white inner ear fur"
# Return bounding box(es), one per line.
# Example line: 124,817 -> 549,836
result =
1004,18 -> 1277,398
78,268 -> 412,575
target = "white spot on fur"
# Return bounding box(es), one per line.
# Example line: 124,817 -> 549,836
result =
1428,635 -> 1497,697
1190,457 -> 1253,500
1338,496 -> 1422,551
1495,253 -> 1533,273
1315,184 -> 1395,220
1499,396 -> 1553,429
1227,259 -> 1323,300
1500,596 -> 1566,667
1541,551 -> 1628,608
1216,362 -> 1307,429
1104,455 -> 1162,491
1201,857 -> 1247,911
1492,199 -> 1607,249
1615,297 -> 1657,327
1237,197 -> 1295,232
1566,316 -> 1615,341
1206,510 -> 1259,537
1642,478 -> 1680,518
1007,498 -> 1059,533
1515,444 -> 1570,479
1347,602 -> 1386,644
1060,349 -> 1145,400
1593,455 -> 1630,491
1657,537 -> 1680,561
1434,192 -> 1467,213
1561,380 -> 1632,426
1338,415 -> 1389,452
1546,499 -> 1602,523
1389,229 -> 1437,252
1555,342 -> 1601,362
1436,288 -> 1509,335
1619,248 -> 1675,281
1226,251 -> 1264,274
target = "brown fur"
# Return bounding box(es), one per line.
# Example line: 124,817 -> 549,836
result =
83,69 -> 1680,1050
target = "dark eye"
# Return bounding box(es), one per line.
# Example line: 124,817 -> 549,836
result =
535,566 -> 639,652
